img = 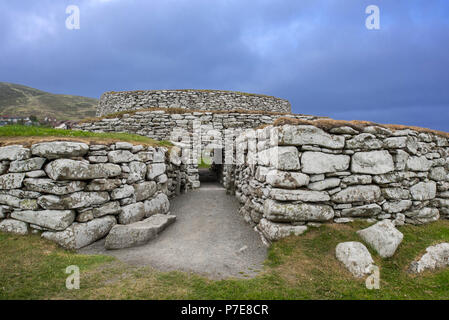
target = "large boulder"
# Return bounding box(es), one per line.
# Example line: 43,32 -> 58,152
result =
144,193 -> 170,216
429,167 -> 448,181
41,215 -> 116,249
0,145 -> 31,161
85,179 -> 121,191
107,150 -> 135,163
9,158 -> 46,173
263,199 -> 334,222
277,125 -> 345,149
346,133 -> 382,150
342,175 -> 372,185
31,142 -> 89,159
0,173 -> 25,189
0,194 -> 38,209
357,220 -> 403,258
341,204 -> 382,217
110,185 -> 134,200
331,185 -> 381,203
351,151 -> 394,174
105,214 -> 176,250
258,218 -> 307,241
146,163 -> 166,180
335,241 -> 375,278
406,156 -> 432,172
301,152 -> 350,174
409,243 -> 449,273
405,208 -> 439,224
384,137 -> 407,149
269,188 -> 330,202
410,181 -> 436,200
45,159 -> 121,180
381,187 -> 410,200
23,178 -> 86,195
11,210 -> 75,231
80,201 -> 121,219
265,170 -> 309,189
133,181 -> 157,202
61,192 -> 110,209
0,162 -> 8,175
269,147 -> 300,171
127,161 -> 147,183
308,178 -> 340,191
382,200 -> 412,214
118,202 -> 146,224
115,142 -> 133,150
0,219 -> 29,235
37,192 -> 110,210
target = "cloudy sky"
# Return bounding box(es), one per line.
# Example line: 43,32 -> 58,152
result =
1,0 -> 449,130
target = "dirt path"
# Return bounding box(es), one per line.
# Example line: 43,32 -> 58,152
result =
80,182 -> 267,279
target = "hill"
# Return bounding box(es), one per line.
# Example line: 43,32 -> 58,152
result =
0,82 -> 97,121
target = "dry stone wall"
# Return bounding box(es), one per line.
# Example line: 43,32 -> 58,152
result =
75,110 -> 324,189
0,141 -> 184,249
97,90 -> 291,116
233,124 -> 449,243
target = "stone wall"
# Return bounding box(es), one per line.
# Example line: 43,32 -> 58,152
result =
0,141 -> 184,249
75,110 -> 324,189
232,124 -> 449,243
96,90 -> 292,116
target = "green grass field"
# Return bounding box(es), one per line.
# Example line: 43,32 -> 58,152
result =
1,220 -> 448,300
0,125 -> 172,147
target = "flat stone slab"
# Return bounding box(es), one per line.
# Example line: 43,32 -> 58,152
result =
31,141 -> 88,159
42,216 -> 116,249
357,220 -> 403,258
105,214 -> 176,250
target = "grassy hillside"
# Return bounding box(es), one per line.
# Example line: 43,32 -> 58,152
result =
0,82 -> 97,121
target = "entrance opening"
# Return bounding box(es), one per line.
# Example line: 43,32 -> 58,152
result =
198,148 -> 223,184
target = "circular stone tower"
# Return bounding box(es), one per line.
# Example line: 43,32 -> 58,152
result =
96,89 -> 291,116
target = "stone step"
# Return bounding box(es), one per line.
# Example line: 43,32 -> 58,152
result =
104,214 -> 176,250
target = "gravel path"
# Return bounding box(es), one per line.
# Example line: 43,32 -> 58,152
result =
80,182 -> 267,279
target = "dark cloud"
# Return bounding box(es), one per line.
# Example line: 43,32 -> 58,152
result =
1,0 -> 448,130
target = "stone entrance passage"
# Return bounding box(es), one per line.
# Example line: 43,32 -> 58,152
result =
80,180 -> 267,279
198,168 -> 218,183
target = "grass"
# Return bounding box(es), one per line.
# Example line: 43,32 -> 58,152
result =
273,117 -> 449,139
197,156 -> 212,169
1,220 -> 449,300
0,125 -> 172,148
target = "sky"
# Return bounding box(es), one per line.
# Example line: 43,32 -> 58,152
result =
1,0 -> 449,131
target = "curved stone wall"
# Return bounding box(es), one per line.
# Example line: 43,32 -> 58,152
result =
0,141 -> 184,249
96,90 -> 291,116
75,109 -> 324,189
233,123 -> 449,243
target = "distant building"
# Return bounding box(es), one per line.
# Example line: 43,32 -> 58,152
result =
0,115 -> 32,126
